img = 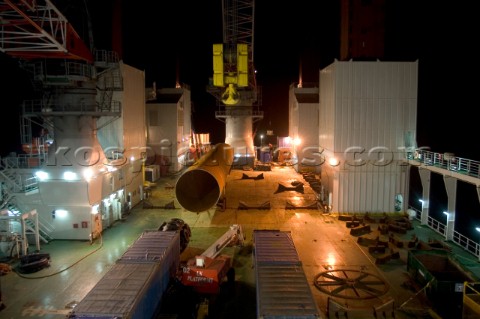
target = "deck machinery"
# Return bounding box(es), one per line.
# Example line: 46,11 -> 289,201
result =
180,224 -> 244,294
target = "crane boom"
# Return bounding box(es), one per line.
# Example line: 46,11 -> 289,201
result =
200,224 -> 244,259
222,0 -> 254,57
0,0 -> 93,62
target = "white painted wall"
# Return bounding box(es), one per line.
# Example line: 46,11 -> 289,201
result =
146,87 -> 192,173
319,60 -> 418,213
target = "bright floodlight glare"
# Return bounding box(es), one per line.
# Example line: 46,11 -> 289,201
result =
35,171 -> 49,181
328,157 -> 339,167
83,168 -> 94,181
63,171 -> 77,180
55,209 -> 68,218
476,227 -> 480,232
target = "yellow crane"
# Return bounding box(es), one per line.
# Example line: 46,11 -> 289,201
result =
208,0 -> 263,168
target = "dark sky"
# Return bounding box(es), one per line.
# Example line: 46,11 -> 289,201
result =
1,0 -> 479,160
111,0 -> 338,145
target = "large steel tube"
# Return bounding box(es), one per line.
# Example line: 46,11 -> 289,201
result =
175,143 -> 234,212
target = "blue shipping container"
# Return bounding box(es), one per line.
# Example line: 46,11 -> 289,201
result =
253,230 -> 321,319
70,230 -> 180,319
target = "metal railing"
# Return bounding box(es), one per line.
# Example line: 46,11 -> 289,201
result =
408,206 -> 480,259
22,99 -> 121,114
427,215 -> 446,236
406,149 -> 480,259
215,109 -> 264,118
408,149 -> 480,178
25,60 -> 94,83
94,50 -> 119,65
0,157 -> 40,190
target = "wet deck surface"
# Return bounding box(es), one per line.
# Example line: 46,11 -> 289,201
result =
1,165 -> 480,318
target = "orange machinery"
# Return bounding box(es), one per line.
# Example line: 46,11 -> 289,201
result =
180,224 -> 244,294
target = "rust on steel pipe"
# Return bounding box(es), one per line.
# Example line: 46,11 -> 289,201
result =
175,143 -> 234,212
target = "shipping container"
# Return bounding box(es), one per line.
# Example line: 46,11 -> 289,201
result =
253,230 -> 321,319
69,230 -> 180,319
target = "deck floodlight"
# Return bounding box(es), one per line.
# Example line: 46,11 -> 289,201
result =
328,157 -> 340,167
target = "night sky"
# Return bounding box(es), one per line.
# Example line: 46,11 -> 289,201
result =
1,0 -> 479,160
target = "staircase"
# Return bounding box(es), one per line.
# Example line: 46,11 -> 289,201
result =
0,160 -> 53,244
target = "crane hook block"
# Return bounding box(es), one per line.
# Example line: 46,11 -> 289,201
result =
221,84 -> 239,105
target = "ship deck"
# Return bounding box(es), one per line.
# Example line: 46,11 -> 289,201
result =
1,165 -> 480,319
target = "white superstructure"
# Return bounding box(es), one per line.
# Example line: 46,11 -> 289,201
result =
1,60 -> 146,243
289,60 -> 418,214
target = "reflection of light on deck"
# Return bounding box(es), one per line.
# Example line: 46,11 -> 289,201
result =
294,212 -> 303,219
289,195 -> 309,208
96,262 -> 104,274
327,253 -> 336,266
107,248 -> 120,265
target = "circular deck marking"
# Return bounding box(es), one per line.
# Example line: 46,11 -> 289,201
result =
314,269 -> 389,299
